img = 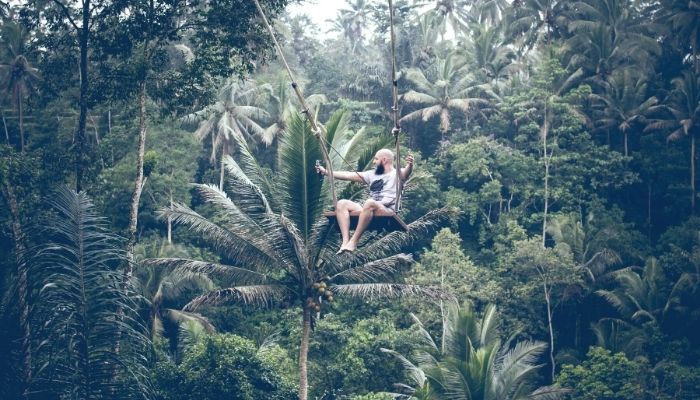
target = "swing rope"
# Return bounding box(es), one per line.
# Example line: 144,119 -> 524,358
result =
252,0 -> 405,213
251,0 -> 338,206
388,0 -> 404,212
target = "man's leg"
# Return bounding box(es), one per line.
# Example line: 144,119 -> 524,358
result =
345,199 -> 383,252
335,199 -> 362,252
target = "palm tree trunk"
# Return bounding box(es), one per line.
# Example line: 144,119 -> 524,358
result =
624,131 -> 628,157
647,181 -> 652,243
126,81 -> 148,272
2,177 -> 31,397
16,88 -> 25,152
76,0 -> 90,192
167,190 -> 173,244
692,134 -> 697,215
544,280 -> 555,382
2,111 -> 9,144
219,156 -> 225,191
299,306 -> 311,400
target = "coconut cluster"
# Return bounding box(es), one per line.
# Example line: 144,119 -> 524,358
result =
306,281 -> 334,312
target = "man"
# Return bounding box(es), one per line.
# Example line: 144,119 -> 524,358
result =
316,149 -> 414,254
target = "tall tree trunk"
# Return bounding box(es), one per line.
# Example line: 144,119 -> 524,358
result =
299,306 -> 311,400
167,190 -> 173,244
125,81 -> 148,273
542,105 -> 550,248
2,177 -> 30,398
544,281 -> 555,382
624,131 -> 628,157
16,88 -> 25,152
2,112 -> 9,144
219,156 -> 225,191
440,259 -> 446,353
692,134 -> 696,215
647,181 -> 652,243
76,0 -> 90,192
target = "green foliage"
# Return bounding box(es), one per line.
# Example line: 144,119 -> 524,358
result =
309,312 -> 414,397
28,188 -> 152,399
350,393 -> 394,400
411,228 -> 502,309
556,347 -> 645,400
384,302 -> 565,399
153,333 -> 296,400
93,121 -> 199,233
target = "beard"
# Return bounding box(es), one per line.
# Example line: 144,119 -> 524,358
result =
374,164 -> 385,175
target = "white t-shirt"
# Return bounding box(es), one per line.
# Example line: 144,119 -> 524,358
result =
360,169 -> 398,208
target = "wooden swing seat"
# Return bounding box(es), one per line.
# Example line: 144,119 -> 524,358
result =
324,209 -> 408,232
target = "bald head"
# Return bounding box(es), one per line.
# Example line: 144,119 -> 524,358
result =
376,149 -> 394,163
372,149 -> 394,174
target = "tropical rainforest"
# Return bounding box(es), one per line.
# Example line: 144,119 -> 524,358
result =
2,0 -> 700,399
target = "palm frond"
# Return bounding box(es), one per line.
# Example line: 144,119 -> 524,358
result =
329,254 -> 413,283
158,202 -> 277,268
163,309 -> 216,334
381,348 -> 428,388
222,156 -> 273,215
144,258 -> 275,286
402,90 -> 439,105
192,182 -> 270,235
278,112 -> 327,241
184,285 -> 289,311
229,136 -> 280,212
346,207 -> 458,267
29,188 -> 152,399
528,385 -> 570,399
331,283 -> 451,301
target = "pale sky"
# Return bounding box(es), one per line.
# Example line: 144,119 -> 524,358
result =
286,0 -> 345,37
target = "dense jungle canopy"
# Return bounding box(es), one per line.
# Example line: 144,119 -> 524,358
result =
2,0 -> 700,399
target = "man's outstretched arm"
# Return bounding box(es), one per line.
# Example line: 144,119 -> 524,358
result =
316,166 -> 366,183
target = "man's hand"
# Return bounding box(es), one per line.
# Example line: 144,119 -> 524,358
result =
316,164 -> 327,175
405,154 -> 414,165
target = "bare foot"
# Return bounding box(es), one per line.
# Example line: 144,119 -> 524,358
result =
344,241 -> 357,252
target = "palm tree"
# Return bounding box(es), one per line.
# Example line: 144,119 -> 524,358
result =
400,54 -> 493,136
329,0 -> 371,54
183,79 -> 269,190
382,303 -> 565,399
646,69 -> 700,214
158,112 -> 452,400
471,0 -> 509,26
547,212 -> 622,282
428,0 -> 472,37
596,258 -> 686,327
29,188 -> 152,399
591,70 -> 658,156
506,0 -> 567,51
259,74 -> 326,143
459,22 -> 519,90
661,0 -> 700,73
134,240 -> 216,343
562,0 -> 660,87
0,2 -> 10,19
0,21 -> 39,153
547,212 -> 624,349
